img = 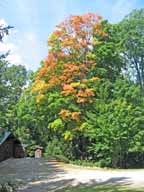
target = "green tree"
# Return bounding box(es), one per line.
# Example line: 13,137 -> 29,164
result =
17,11 -> 144,167
119,9 -> 144,90
92,20 -> 124,81
83,79 -> 144,168
0,62 -> 28,129
0,21 -> 28,130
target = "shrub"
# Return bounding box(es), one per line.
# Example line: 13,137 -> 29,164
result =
54,155 -> 69,163
0,182 -> 17,192
44,138 -> 65,157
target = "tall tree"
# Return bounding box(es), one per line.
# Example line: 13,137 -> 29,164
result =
0,20 -> 28,130
93,20 -> 124,81
119,9 -> 144,90
32,13 -> 105,141
0,62 -> 28,129
19,11 -> 144,167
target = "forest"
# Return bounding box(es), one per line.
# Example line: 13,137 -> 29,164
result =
1,9 -> 144,168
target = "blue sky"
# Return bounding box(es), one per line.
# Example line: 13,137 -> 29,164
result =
0,0 -> 144,70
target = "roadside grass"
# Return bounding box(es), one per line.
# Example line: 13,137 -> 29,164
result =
46,156 -> 144,171
70,160 -> 144,171
67,160 -> 144,172
57,185 -> 144,192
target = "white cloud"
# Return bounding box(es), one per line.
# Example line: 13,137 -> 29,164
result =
1,0 -> 68,70
0,18 -> 41,69
13,31 -> 43,70
0,18 -> 7,26
6,54 -> 22,64
0,18 -> 23,66
0,29 -> 42,70
0,42 -> 16,52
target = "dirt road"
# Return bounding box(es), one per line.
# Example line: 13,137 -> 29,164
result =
0,158 -> 144,192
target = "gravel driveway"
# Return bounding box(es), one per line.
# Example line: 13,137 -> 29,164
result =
0,158 -> 144,192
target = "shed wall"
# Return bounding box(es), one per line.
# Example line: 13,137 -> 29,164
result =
0,137 -> 25,162
0,139 -> 14,162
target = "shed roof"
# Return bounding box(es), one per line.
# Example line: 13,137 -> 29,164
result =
0,132 -> 12,145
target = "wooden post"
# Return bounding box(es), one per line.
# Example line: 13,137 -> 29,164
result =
35,146 -> 43,158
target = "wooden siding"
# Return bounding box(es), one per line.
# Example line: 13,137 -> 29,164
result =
0,134 -> 25,162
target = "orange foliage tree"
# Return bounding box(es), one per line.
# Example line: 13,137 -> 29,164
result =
32,13 -> 106,140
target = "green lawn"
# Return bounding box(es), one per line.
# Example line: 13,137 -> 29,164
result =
57,185 -> 144,192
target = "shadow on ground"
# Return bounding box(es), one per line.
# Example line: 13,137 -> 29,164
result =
0,158 -> 70,191
19,177 -> 133,192
56,184 -> 144,192
0,158 -> 141,192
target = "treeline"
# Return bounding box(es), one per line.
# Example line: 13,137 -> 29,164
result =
0,25 -> 28,132
1,9 -> 144,168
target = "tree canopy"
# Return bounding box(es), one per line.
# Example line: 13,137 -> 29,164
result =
119,9 -> 144,90
0,21 -> 28,132
2,9 -> 144,168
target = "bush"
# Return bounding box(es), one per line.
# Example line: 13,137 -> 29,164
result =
25,141 -> 37,157
44,138 -> 65,157
44,138 -> 70,163
70,160 -> 109,168
54,155 -> 69,163
0,182 -> 17,192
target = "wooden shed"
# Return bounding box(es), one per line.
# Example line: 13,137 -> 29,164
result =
0,132 -> 25,162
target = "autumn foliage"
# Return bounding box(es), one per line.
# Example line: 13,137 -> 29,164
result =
32,13 -> 105,139
15,9 -> 144,168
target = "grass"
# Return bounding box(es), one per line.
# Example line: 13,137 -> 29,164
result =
56,185 -> 144,192
70,160 -> 144,172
